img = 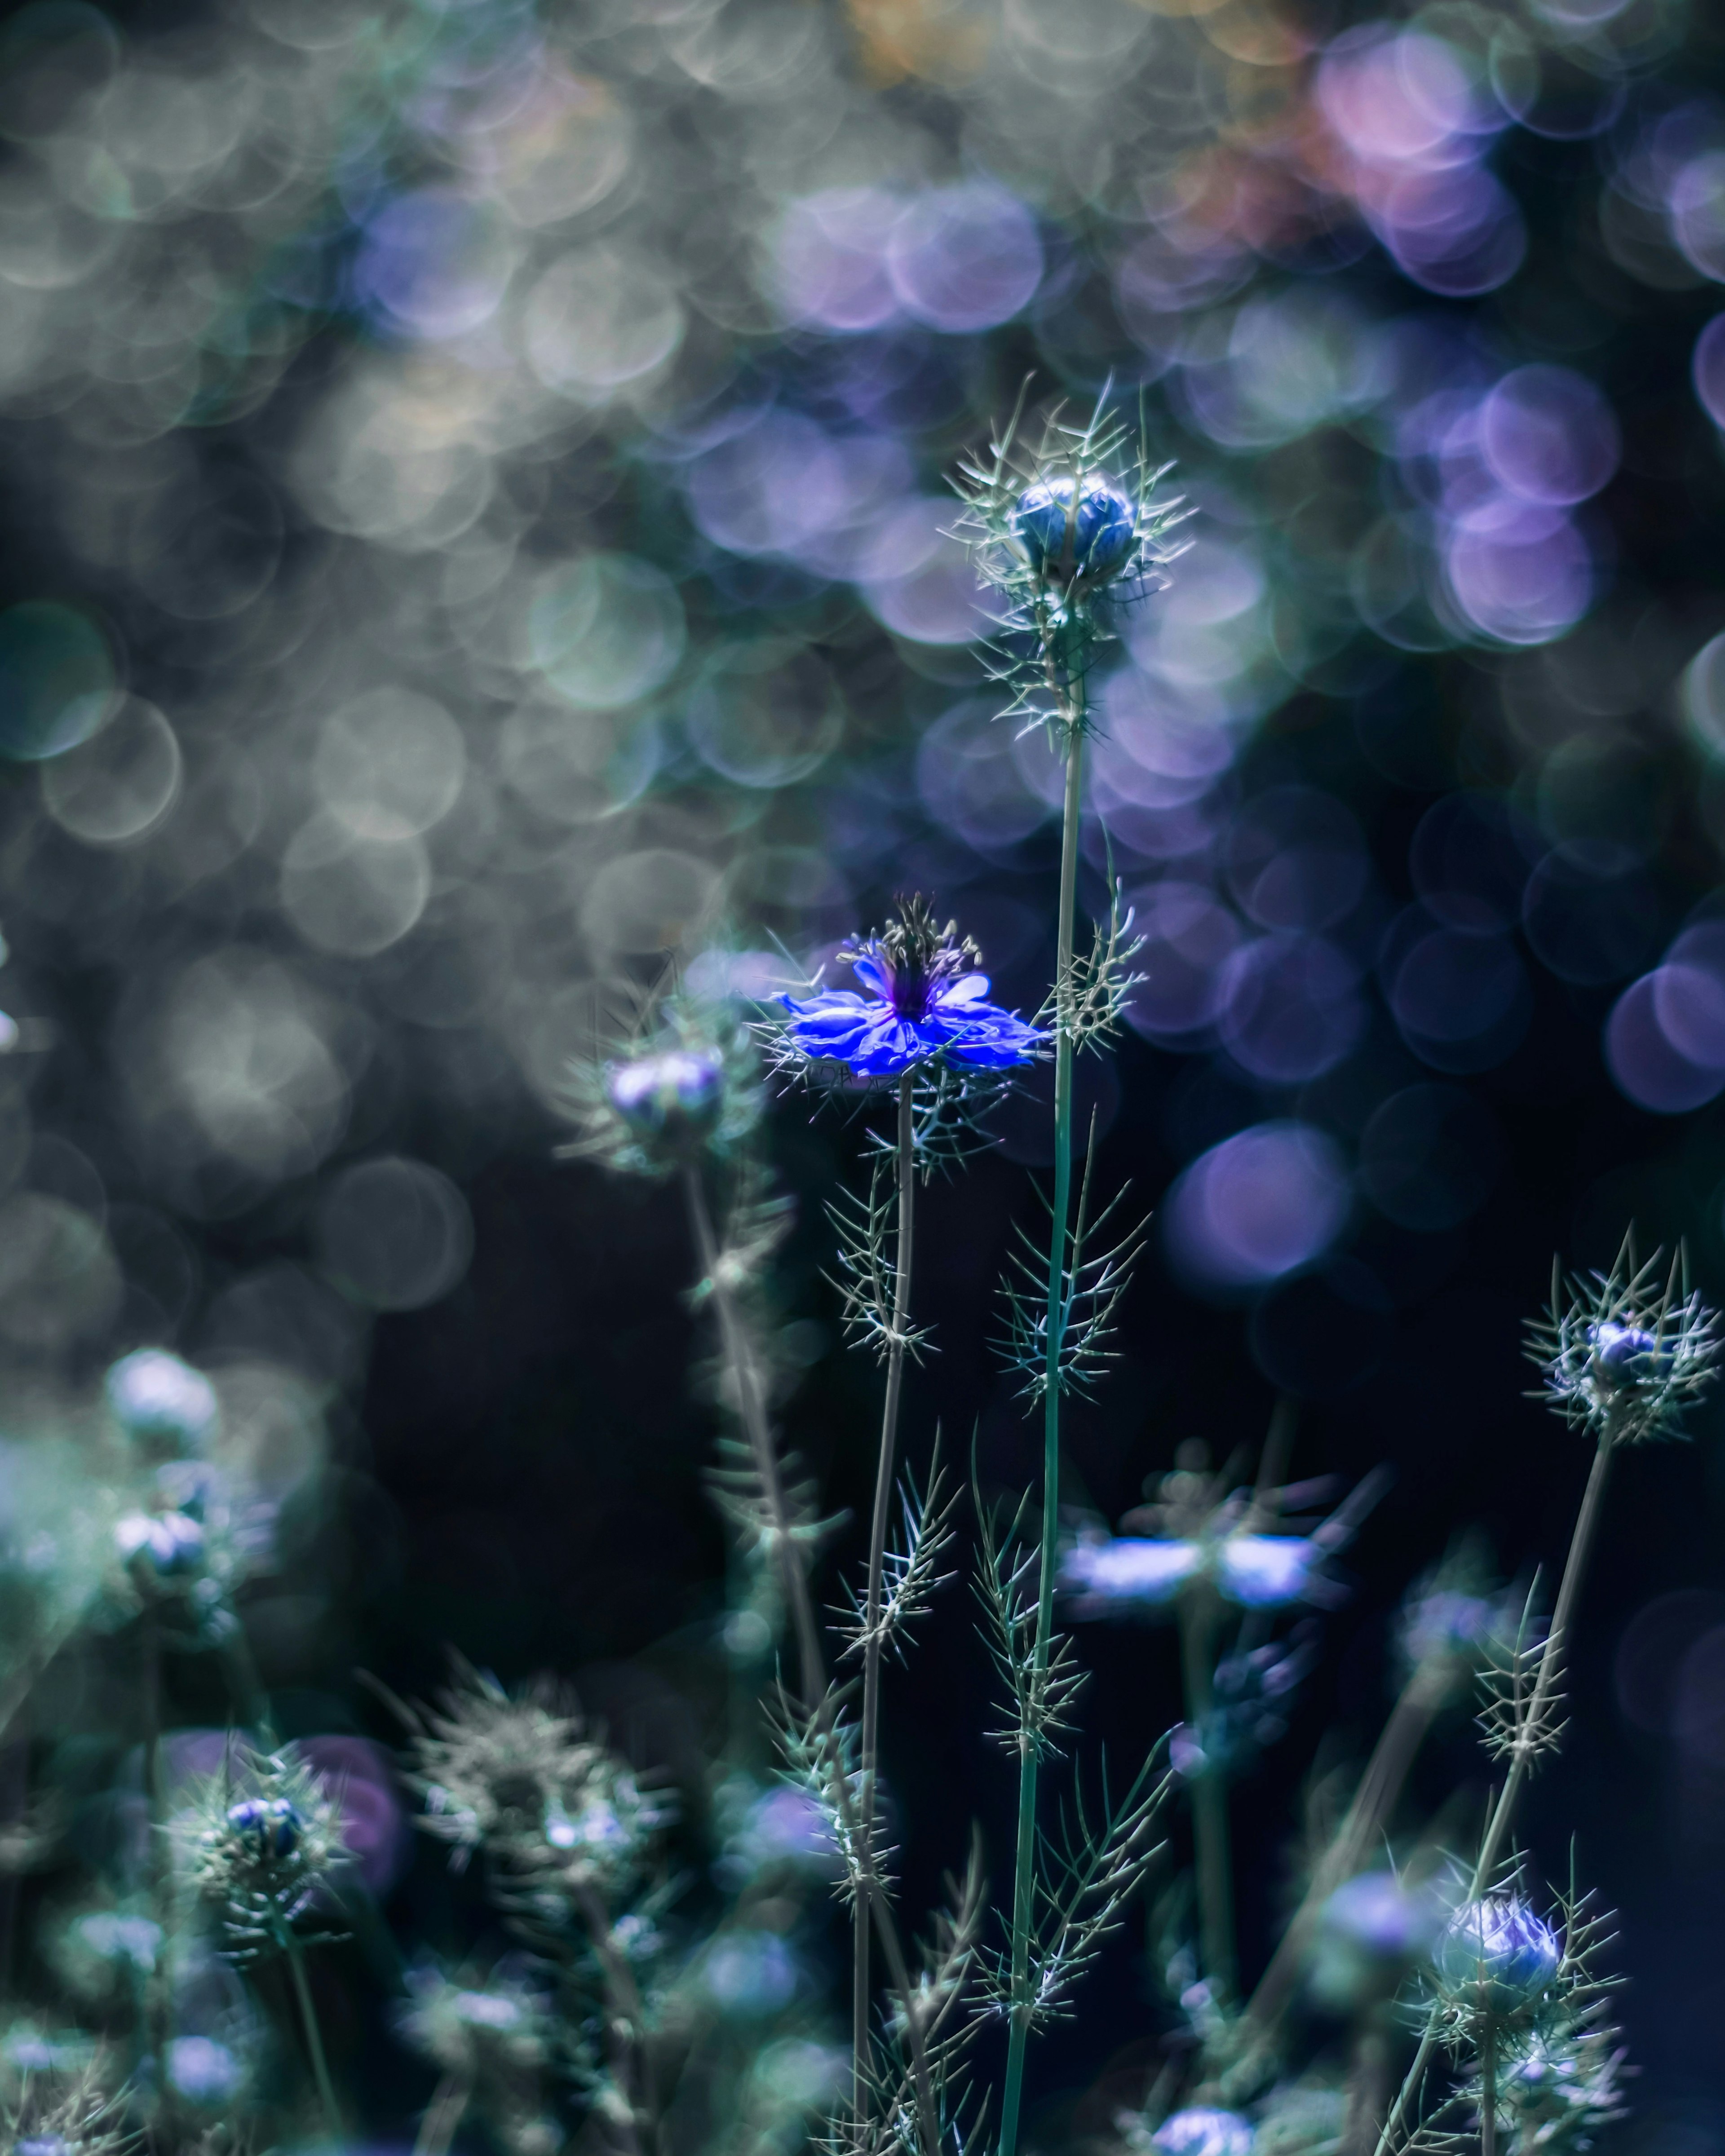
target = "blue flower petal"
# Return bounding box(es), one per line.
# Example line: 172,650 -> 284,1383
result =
1216,1534 -> 1319,1608
1062,1537 -> 1201,1608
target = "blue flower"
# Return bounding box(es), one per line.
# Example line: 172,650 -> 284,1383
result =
778,897 -> 1044,1081
1434,1896 -> 1561,2016
1151,2107 -> 1254,2156
167,2034 -> 243,2105
1060,1531 -> 1330,1614
1013,476 -> 1138,583
115,1508 -> 206,1578
1589,1319 -> 1674,1388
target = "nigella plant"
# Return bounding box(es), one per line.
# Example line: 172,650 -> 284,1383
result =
176,1745 -> 348,2136
949,393 -> 1191,2156
772,894 -> 1041,2114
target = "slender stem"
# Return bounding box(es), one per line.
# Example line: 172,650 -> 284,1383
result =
1371,1436 -> 1617,2156
1247,1673 -> 1440,2035
855,1074 -> 917,2107
286,1931 -> 342,2140
413,2071 -> 472,2156
1179,1589 -> 1235,1997
1479,2028 -> 1497,2156
681,1169 -> 941,2146
681,1169 -> 824,1709
141,1613 -> 173,2112
999,699 -> 1086,2156
575,1876 -> 659,2156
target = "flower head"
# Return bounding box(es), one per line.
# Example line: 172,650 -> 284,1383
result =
776,895 -> 1044,1082
1013,474 -> 1138,586
104,1349 -> 218,1455
1528,1237 -> 1718,1445
565,990 -> 760,1180
165,2034 -> 244,2107
1434,1896 -> 1561,2019
1151,2107 -> 1254,2156
177,1746 -> 346,1964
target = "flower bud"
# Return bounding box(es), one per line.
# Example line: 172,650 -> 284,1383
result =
1013,477 -> 1137,583
1152,2108 -> 1254,2156
167,2033 -> 243,2105
605,1048 -> 725,1147
1589,1321 -> 1674,1389
226,1795 -> 302,1861
106,1349 -> 218,1454
1434,1895 -> 1560,2016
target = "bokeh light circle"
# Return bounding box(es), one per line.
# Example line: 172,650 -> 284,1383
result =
40,695 -> 180,844
1163,1121 -> 1351,1290
0,601 -> 119,761
316,1155 -> 473,1310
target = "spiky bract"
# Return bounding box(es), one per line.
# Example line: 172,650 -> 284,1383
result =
177,1746 -> 347,1964
564,992 -> 761,1180
1527,1238 -> 1718,1446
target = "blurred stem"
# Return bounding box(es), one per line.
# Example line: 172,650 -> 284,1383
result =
681,1168 -> 823,1709
413,2071 -> 472,2156
219,1621 -> 274,1745
1372,1436 -> 1617,2156
854,1072 -> 916,2110
1247,1670 -> 1440,2038
285,1931 -> 343,2141
999,693 -> 1086,2156
575,1875 -> 659,2156
1179,1587 -> 1235,1998
141,1612 -> 172,2104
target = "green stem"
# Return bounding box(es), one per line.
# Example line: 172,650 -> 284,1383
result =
286,1931 -> 342,2140
1180,1590 -> 1235,1997
1371,1436 -> 1616,2156
682,1170 -> 824,1709
1480,2034 -> 1497,2156
855,1073 -> 916,2111
999,703 -> 1086,2156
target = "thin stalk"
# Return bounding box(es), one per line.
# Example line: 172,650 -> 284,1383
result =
141,1613 -> 172,2109
1480,2037 -> 1497,2156
413,2071 -> 472,2156
999,698 -> 1086,2156
285,1931 -> 342,2140
855,1073 -> 917,2105
1247,1671 -> 1440,2035
1371,1437 -> 1617,2156
682,1169 -> 823,1708
1179,1588 -> 1235,1997
682,1166 -> 941,2152
575,1875 -> 659,2156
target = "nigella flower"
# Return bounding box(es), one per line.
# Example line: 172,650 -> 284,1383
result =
1434,1896 -> 1561,2019
398,1957 -> 553,2080
177,1747 -> 346,1964
776,895 -> 1044,1083
1527,1237 -> 1718,1445
165,2034 -> 245,2107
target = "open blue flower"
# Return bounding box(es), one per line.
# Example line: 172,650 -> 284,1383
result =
778,897 -> 1045,1080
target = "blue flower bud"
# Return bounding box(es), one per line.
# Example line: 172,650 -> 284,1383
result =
17,2139 -> 71,2156
115,1509 -> 205,1577
1434,1896 -> 1560,2016
1013,477 -> 1137,582
1151,2107 -> 1254,2156
226,1795 -> 302,1861
1589,1321 -> 1674,1389
605,1048 -> 725,1145
453,1989 -> 524,2032
105,1349 -> 219,1454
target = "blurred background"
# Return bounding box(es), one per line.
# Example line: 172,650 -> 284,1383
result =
2,0 -> 1725,2140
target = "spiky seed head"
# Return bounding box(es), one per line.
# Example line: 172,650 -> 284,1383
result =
1434,1896 -> 1561,2019
1528,1241 -> 1718,1445
104,1348 -> 218,1454
1150,2107 -> 1254,2156
565,992 -> 761,1180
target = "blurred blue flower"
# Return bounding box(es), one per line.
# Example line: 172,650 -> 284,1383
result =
702,1930 -> 800,2017
1062,1531 -> 1329,1613
1151,2106 -> 1254,2156
166,2034 -> 243,2105
1589,1320 -> 1673,1387
605,1047 -> 726,1144
1013,476 -> 1137,583
778,896 -> 1043,1080
115,1509 -> 205,1578
105,1349 -> 218,1454
1435,1896 -> 1560,2016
